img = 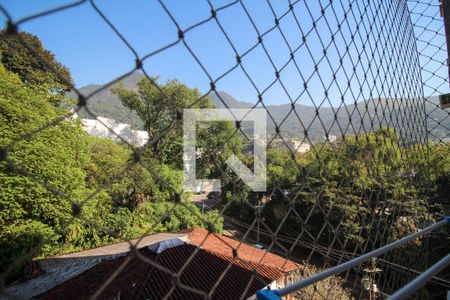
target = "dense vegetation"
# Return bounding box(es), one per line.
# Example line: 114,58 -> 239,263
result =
225,130 -> 441,241
0,33 -> 223,283
222,129 -> 448,297
0,31 -> 73,103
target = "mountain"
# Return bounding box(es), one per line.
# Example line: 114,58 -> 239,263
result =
214,92 -> 448,142
68,72 -> 144,129
210,91 -> 253,108
211,93 -> 446,141
67,72 -> 449,142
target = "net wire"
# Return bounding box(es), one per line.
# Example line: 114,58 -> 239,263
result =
0,0 -> 448,299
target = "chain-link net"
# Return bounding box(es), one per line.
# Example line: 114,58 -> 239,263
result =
0,0 -> 448,299
406,1 -> 450,298
408,0 -> 450,143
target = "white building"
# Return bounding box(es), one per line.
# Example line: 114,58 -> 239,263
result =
77,114 -> 149,147
325,134 -> 337,143
289,140 -> 311,153
270,138 -> 311,153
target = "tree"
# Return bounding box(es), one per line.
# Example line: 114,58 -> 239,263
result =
0,31 -> 73,98
249,129 -> 430,250
112,78 -> 208,161
0,62 -> 94,281
267,148 -> 301,189
0,220 -> 58,282
0,62 -> 89,228
113,77 -> 245,177
86,137 -> 155,208
290,129 -> 429,246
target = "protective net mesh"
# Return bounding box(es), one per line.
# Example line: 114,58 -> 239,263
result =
0,0 -> 448,299
409,0 -> 450,143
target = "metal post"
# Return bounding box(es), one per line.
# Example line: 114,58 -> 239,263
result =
441,0 -> 450,87
388,254 -> 450,300
275,218 -> 449,297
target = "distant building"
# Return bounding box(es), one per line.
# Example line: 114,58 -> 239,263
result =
5,228 -> 301,300
77,114 -> 148,147
289,140 -> 311,153
325,134 -> 337,143
271,138 -> 311,153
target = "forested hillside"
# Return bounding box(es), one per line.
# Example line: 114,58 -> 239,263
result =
70,72 -> 449,142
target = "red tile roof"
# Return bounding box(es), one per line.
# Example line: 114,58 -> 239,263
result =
141,244 -> 283,299
3,233 -> 187,299
188,228 -> 300,273
36,228 -> 300,300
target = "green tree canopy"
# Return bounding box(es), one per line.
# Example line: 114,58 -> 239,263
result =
112,78 -> 210,161
0,63 -> 88,228
0,31 -> 73,97
113,77 -> 243,171
0,62 -> 92,280
86,137 -> 155,208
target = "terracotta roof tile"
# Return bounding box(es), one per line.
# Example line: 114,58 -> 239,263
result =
188,228 -> 300,273
32,228 -> 301,300
3,232 -> 186,299
38,246 -> 283,300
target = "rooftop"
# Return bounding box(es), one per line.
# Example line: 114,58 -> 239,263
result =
2,232 -> 187,299
4,229 -> 300,300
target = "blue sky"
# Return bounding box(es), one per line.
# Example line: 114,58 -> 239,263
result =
0,0 -> 446,106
